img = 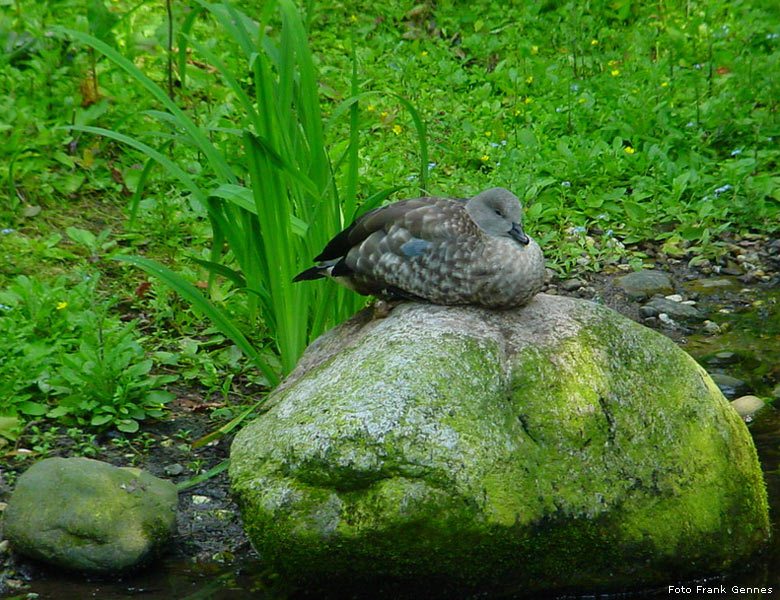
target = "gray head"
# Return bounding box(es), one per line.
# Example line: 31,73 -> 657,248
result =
465,187 -> 530,245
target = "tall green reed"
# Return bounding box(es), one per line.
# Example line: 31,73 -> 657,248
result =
60,0 -> 428,385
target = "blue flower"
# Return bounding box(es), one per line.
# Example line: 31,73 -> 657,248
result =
713,184 -> 733,197
1,228 -> 13,234
730,149 -> 742,157
561,181 -> 571,187
427,162 -> 437,171
0,304 -> 11,311
605,229 -> 614,237
572,226 -> 586,234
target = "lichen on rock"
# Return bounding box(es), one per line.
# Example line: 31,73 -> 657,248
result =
230,294 -> 769,596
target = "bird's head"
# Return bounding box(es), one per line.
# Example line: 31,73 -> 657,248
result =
466,187 -> 530,245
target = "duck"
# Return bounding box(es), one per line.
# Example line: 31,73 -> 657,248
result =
293,187 -> 545,309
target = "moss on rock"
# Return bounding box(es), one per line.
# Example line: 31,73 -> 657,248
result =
230,295 -> 769,596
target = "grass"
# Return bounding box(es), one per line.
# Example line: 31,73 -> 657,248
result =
1,0 -> 779,441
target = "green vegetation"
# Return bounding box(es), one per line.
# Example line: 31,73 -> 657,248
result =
1,0 -> 778,443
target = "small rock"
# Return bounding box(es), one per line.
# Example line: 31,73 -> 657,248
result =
709,373 -> 750,399
681,300 -> 697,306
560,278 -> 585,292
658,313 -> 677,328
616,270 -> 674,298
665,294 -> 683,302
3,457 -> 177,573
192,495 -> 211,505
164,463 -> 185,476
731,396 -> 765,419
702,321 -> 721,335
683,278 -> 739,294
544,268 -> 557,283
771,384 -> 780,400
643,298 -> 705,322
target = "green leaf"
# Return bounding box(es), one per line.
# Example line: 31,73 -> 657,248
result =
114,255 -> 280,386
117,419 -> 139,433
19,401 -> 47,416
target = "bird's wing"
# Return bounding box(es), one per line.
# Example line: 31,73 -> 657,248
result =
315,197 -> 472,262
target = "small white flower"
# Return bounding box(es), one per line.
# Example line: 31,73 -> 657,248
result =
730,149 -> 743,157
694,63 -> 703,69
490,142 -> 501,148
555,106 -> 563,113
427,162 -> 437,171
407,174 -> 417,181
597,214 -> 607,220
686,122 -> 695,128
500,139 -> 507,146
561,181 -> 571,187
570,84 -> 580,91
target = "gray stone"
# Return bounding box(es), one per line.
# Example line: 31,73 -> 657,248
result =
683,277 -> 740,295
560,278 -> 585,292
4,457 -> 177,573
615,270 -> 674,298
731,395 -> 765,418
230,295 -> 768,596
642,297 -> 705,321
709,373 -> 751,399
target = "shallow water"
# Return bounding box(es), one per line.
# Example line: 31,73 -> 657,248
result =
11,287 -> 780,600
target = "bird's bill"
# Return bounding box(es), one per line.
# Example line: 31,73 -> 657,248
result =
509,222 -> 530,245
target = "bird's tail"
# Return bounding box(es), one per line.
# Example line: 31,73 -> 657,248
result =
292,266 -> 327,282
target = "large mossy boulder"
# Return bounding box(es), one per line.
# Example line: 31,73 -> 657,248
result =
4,457 -> 177,573
230,294 -> 769,597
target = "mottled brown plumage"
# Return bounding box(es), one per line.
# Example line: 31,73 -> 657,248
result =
293,188 -> 545,309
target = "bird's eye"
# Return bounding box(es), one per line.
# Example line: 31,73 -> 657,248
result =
494,209 -> 502,216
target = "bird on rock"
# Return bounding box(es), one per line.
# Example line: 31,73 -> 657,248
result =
293,187 -> 545,309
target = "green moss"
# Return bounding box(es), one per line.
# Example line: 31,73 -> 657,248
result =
230,300 -> 769,595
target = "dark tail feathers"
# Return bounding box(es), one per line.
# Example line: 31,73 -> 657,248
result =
292,266 -> 326,282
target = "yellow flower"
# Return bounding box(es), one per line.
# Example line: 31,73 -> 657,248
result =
661,81 -> 669,87
525,75 -> 533,84
56,301 -> 68,310
485,131 -> 491,137
392,124 -> 402,135
513,109 -> 521,116
631,89 -> 638,93
350,15 -> 358,22
607,59 -> 619,66
381,111 -> 389,117
531,45 -> 539,55
611,69 -> 620,76
578,97 -> 586,103
421,51 -> 428,56
367,105 -> 375,111
524,97 -> 533,104
624,146 -> 636,154
591,39 -> 599,46
480,155 -> 490,162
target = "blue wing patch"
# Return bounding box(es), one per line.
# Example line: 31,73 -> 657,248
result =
400,238 -> 432,257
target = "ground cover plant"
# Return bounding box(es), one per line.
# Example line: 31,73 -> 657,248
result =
1,0 -> 778,449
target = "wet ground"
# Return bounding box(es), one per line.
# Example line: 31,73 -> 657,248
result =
1,236 -> 779,599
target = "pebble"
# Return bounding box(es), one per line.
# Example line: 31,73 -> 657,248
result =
192,495 -> 211,505
616,270 -> 674,298
643,298 -> 705,321
710,373 -> 750,399
665,294 -> 683,302
560,278 -> 585,292
731,395 -> 765,418
164,463 -> 185,476
702,320 -> 721,335
658,313 -> 677,327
